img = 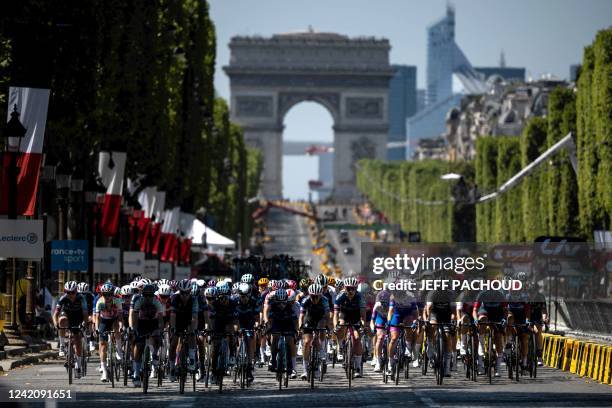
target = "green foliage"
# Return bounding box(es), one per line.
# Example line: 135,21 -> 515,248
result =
494,137 -> 523,242
475,137 -> 498,242
520,117 -> 549,240
356,159 -> 474,242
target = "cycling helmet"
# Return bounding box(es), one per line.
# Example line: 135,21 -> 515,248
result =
130,281 -> 140,290
177,279 -> 192,292
270,280 -> 280,290
114,287 -> 121,296
357,282 -> 369,293
121,285 -> 134,296
215,280 -> 225,288
278,280 -> 288,289
204,287 -> 217,298
139,278 -> 152,286
207,279 -> 217,287
344,277 -> 358,288
217,284 -> 230,296
238,283 -> 251,295
64,281 -> 78,292
308,283 -> 323,295
315,274 -> 328,286
299,278 -> 310,290
258,277 -> 269,286
142,284 -> 156,296
100,283 -> 114,294
196,279 -> 206,288
336,280 -> 345,291
241,274 -> 254,284
157,278 -> 170,287
77,282 -> 89,293
191,283 -> 200,296
158,284 -> 173,297
136,280 -> 146,290
286,280 -> 297,290
169,280 -> 178,289
376,290 -> 391,304
274,288 -> 288,302
328,277 -> 336,287
232,283 -> 240,293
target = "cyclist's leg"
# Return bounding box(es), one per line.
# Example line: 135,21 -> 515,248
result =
112,318 -> 122,359
98,318 -> 111,379
302,331 -> 313,375
533,322 -> 544,364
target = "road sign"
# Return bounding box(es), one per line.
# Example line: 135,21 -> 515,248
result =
50,240 -> 88,271
0,219 -> 44,259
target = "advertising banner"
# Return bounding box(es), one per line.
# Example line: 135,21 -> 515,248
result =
159,262 -> 172,280
0,219 -> 44,259
50,240 -> 88,271
93,247 -> 120,274
144,260 -> 159,279
123,251 -> 145,274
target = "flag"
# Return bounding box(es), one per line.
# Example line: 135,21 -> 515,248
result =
98,151 -> 127,238
0,87 -> 50,216
136,186 -> 157,252
161,207 -> 180,263
179,212 -> 196,264
150,190 -> 165,255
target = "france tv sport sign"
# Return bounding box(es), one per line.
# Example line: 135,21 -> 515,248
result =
51,240 -> 88,271
0,220 -> 43,259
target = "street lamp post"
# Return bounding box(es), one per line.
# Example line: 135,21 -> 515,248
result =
3,105 -> 27,331
69,167 -> 84,283
55,161 -> 72,295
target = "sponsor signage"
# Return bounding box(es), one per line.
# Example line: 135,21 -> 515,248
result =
144,260 -> 159,279
93,247 -> 120,274
159,262 -> 172,280
50,240 -> 88,271
123,251 -> 145,274
0,219 -> 44,259
490,245 -> 533,263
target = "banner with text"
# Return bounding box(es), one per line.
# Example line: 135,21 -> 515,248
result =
0,219 -> 43,259
93,247 -> 120,274
51,240 -> 88,271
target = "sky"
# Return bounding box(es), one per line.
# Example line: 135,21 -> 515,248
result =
208,0 -> 612,200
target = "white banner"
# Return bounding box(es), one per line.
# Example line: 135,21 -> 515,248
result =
123,251 -> 145,274
0,220 -> 44,259
93,247 -> 120,274
159,262 -> 172,280
144,260 -> 159,279
175,266 -> 191,280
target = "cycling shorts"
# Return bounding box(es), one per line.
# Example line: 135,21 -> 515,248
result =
98,317 -> 117,341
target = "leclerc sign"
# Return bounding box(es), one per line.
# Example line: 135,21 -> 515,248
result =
0,219 -> 44,259
50,240 -> 88,271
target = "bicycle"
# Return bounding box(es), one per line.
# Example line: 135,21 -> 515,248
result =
478,321 -> 503,384
269,330 -> 294,390
212,331 -> 233,393
157,329 -> 169,387
305,328 -> 328,389
336,323 -> 362,389
62,326 -> 83,385
427,321 -> 455,385
461,321 -> 478,382
380,329 -> 390,384
506,322 -> 529,382
175,330 -> 196,394
99,329 -> 120,388
121,328 -> 132,386
80,331 -> 88,378
234,329 -> 254,389
388,323 -> 412,384
527,322 -> 538,379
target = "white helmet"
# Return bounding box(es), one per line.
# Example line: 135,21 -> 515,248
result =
344,277 -> 358,288
232,283 -> 240,293
77,282 -> 89,293
158,284 -> 173,296
308,283 -> 323,295
238,283 -> 251,295
64,281 -> 78,292
130,281 -> 140,290
241,274 -> 254,284
177,279 -> 192,292
120,285 -> 134,296
157,279 -> 170,287
140,278 -> 152,286
204,287 -> 217,298
196,279 -> 206,288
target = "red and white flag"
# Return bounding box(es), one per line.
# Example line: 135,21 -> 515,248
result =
0,87 -> 50,216
179,212 -> 196,264
98,151 -> 127,238
136,186 -> 157,252
150,190 -> 165,255
160,206 -> 180,262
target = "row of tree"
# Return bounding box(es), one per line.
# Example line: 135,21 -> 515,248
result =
357,29 -> 611,243
0,1 -> 262,244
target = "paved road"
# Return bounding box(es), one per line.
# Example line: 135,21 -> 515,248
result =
1,353 -> 610,407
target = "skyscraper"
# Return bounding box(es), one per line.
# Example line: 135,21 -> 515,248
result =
388,65 -> 417,160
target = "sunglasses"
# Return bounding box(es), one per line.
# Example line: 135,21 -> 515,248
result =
144,293 -> 155,298
206,296 -> 215,301
102,293 -> 112,297
67,291 -> 77,295
310,295 -> 321,299
346,287 -> 356,292
180,291 -> 190,295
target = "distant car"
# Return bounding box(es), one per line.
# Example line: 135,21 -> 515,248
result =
343,247 -> 354,255
339,230 -> 349,243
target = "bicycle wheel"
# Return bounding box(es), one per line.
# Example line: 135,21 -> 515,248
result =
514,337 -> 520,382
394,338 -> 402,385
123,336 -> 130,386
346,334 -> 353,388
529,332 -> 537,378
421,342 -> 428,376
142,345 -> 150,394
205,344 -> 212,388
218,340 -> 227,394
310,343 -> 317,389
179,348 -> 186,394
68,338 -> 74,385
284,339 -> 290,388
471,331 -> 478,382
277,337 -> 285,391
109,340 -> 115,388
508,337 -> 515,380
382,337 -> 389,383
81,337 -> 88,377
465,332 -> 473,380
436,330 -> 444,385
487,330 -> 493,385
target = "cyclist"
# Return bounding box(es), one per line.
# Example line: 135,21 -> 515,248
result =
256,277 -> 270,364
265,288 -> 298,378
208,283 -> 238,384
130,283 -> 164,387
505,288 -> 531,369
95,283 -> 124,382
241,273 -> 258,298
53,281 -> 88,379
473,287 -> 507,377
528,282 -> 548,366
235,282 -> 260,383
168,279 -> 198,382
370,290 -> 390,372
333,277 -> 367,378
425,286 -> 456,377
387,289 -> 419,376
456,288 -> 478,356
77,282 -> 96,352
299,283 -> 329,379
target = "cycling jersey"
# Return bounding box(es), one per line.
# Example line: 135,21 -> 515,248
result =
456,290 -> 478,316
300,295 -> 329,326
81,292 -> 95,315
55,294 -> 87,324
235,295 -> 260,329
334,292 -> 365,324
170,293 -> 198,316
529,292 -> 546,323
426,290 -> 454,323
208,297 -> 238,331
371,302 -> 389,328
95,296 -> 123,320
268,301 -> 297,333
132,296 -> 164,320
474,289 -> 507,322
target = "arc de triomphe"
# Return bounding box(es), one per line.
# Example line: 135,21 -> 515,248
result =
224,31 -> 393,200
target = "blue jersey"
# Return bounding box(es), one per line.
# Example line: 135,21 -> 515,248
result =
334,292 -> 366,316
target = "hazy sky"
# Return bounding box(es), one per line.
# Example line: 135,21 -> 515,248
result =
208,0 -> 612,199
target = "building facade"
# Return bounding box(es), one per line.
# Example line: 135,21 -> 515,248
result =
388,65 -> 417,160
